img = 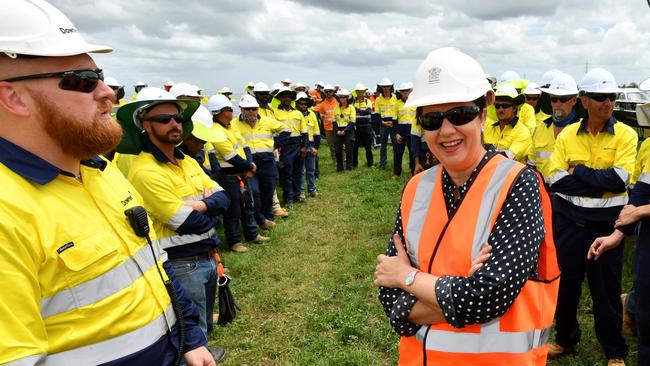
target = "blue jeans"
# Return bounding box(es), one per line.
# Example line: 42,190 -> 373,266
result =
218,175 -> 258,245
171,256 -> 218,338
279,143 -> 300,203
301,148 -> 317,194
249,158 -> 278,223
379,124 -> 395,168
393,125 -> 413,176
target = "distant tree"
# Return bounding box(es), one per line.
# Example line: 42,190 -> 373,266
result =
629,82 -> 639,88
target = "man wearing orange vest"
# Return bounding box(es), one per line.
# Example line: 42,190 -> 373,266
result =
313,84 -> 339,160
374,47 -> 560,366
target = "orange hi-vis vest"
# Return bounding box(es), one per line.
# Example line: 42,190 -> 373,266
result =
399,154 -> 560,366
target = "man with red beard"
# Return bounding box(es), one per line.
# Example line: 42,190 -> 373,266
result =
0,1 -> 216,365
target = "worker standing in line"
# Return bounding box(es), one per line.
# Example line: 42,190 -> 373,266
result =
352,83 -> 374,168
375,77 -> 398,170
313,84 -> 339,160
309,80 -> 325,104
393,82 -> 416,177
546,68 -> 637,366
332,89 -> 356,172
523,82 -> 550,124
295,92 -> 321,197
0,1 -> 217,364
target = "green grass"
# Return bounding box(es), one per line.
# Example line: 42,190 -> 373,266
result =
208,144 -> 638,365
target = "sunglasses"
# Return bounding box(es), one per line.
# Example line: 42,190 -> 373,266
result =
585,93 -> 617,102
525,95 -> 539,101
145,114 -> 184,124
418,106 -> 481,131
550,95 -> 575,103
241,107 -> 258,112
494,103 -> 514,109
1,69 -> 104,93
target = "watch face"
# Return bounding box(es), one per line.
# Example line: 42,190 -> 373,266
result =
406,271 -> 416,286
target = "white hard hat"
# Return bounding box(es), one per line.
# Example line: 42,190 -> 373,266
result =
367,86 -> 376,94
406,47 -> 491,108
239,94 -> 260,108
295,91 -> 310,101
539,73 -> 578,96
253,82 -> 270,93
378,77 -> 393,86
523,82 -> 541,95
282,78 -> 292,84
163,80 -> 174,87
276,86 -> 296,99
323,84 -> 335,91
169,82 -> 200,98
218,87 -> 233,94
579,67 -> 619,94
397,82 -> 414,91
0,0 -> 112,58
494,84 -> 524,105
500,70 -> 521,83
293,82 -> 307,89
271,82 -> 282,92
104,77 -> 122,88
540,69 -> 562,87
206,94 -> 234,112
353,83 -> 367,91
246,81 -> 255,88
134,81 -> 147,87
336,88 -> 351,97
191,105 -> 227,143
316,80 -> 325,87
640,78 -> 650,92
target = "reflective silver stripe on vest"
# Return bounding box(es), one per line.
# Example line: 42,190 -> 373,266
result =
155,227 -> 217,249
535,151 -> 551,159
219,161 -> 234,168
549,170 -> 569,185
244,133 -> 273,140
44,305 -> 176,366
415,324 -> 552,354
404,165 -> 440,269
166,205 -> 192,230
183,187 -> 224,202
613,166 -> 630,185
471,158 -> 520,260
555,193 -> 628,208
41,243 -> 166,318
223,151 -> 239,160
4,354 -> 46,366
251,147 -> 274,153
639,172 -> 650,185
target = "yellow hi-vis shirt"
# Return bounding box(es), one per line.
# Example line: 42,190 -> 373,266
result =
113,151 -> 137,177
527,116 -> 579,183
234,116 -> 290,154
518,103 -> 537,133
258,106 -> 276,120
273,106 -> 307,138
128,147 -> 222,252
333,104 -> 356,130
305,110 -> 321,142
0,150 -> 174,365
209,122 -> 248,168
631,137 -> 650,188
396,98 -> 416,126
548,117 -> 638,210
482,117 -> 532,162
375,94 -> 398,121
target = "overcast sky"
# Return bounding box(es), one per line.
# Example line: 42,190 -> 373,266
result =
52,0 -> 650,96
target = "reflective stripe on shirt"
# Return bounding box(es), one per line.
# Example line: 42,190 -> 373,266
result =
555,193 -> 628,208
155,228 -> 217,249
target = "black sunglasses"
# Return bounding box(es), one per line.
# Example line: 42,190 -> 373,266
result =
418,106 -> 481,131
241,107 -> 258,112
145,114 -> 184,124
494,103 -> 514,109
525,95 -> 539,101
550,95 -> 575,103
1,69 -> 104,93
585,93 -> 617,102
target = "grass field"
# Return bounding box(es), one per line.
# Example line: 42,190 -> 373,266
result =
209,144 -> 639,365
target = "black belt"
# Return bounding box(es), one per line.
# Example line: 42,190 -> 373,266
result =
171,251 -> 213,262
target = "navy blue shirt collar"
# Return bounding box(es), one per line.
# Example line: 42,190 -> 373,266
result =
0,137 -> 106,185
491,116 -> 519,127
577,115 -> 616,135
142,139 -> 185,163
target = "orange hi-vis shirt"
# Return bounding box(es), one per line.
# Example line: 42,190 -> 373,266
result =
313,97 -> 339,132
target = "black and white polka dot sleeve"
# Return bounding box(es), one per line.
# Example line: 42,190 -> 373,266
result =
434,168 -> 544,328
378,204 -> 420,336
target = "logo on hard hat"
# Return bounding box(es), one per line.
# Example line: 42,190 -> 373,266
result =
428,67 -> 442,84
59,27 -> 78,34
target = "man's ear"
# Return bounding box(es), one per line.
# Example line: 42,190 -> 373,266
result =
0,83 -> 32,118
484,90 -> 496,106
142,120 -> 153,134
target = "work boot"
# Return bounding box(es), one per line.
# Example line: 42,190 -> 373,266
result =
308,191 -> 317,197
209,347 -> 227,363
621,293 -> 636,335
273,207 -> 289,218
231,242 -> 249,253
248,234 -> 270,244
607,359 -> 625,366
260,220 -> 276,230
547,343 -> 571,359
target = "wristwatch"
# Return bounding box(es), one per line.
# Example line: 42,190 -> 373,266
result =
405,270 -> 419,287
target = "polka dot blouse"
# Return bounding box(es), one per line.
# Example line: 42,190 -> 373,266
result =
378,150 -> 544,336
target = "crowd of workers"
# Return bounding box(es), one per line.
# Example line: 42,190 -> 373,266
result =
1,1 -> 650,366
